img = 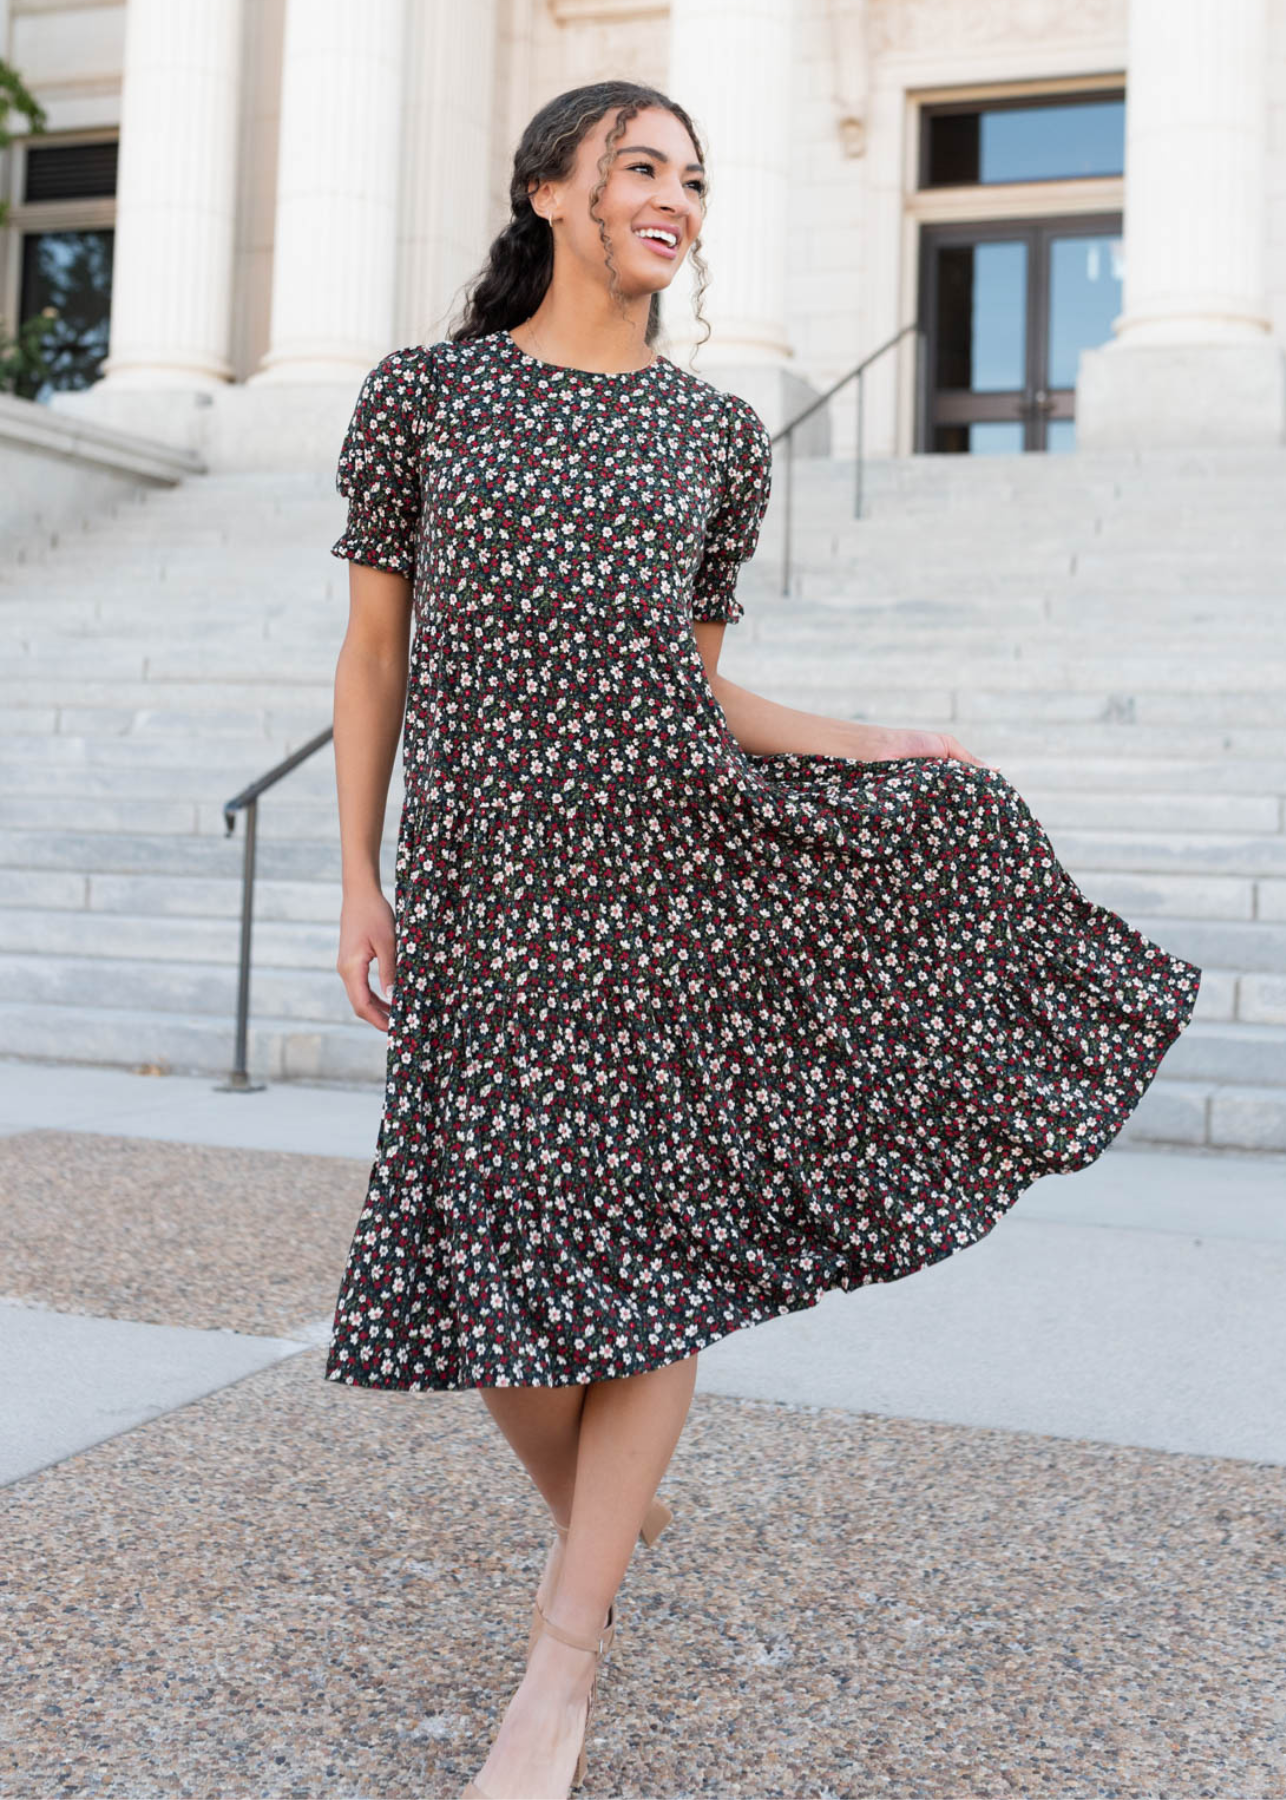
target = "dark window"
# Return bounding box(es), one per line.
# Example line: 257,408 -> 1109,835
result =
24,140 -> 118,203
922,95 -> 1124,187
15,229 -> 115,401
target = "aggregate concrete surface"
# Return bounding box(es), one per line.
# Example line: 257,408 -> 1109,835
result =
0,1128 -> 361,1337
5,1351 -> 1283,1800
2,1108 -> 1283,1798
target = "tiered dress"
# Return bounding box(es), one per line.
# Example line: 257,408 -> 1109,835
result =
323,327 -> 1202,1391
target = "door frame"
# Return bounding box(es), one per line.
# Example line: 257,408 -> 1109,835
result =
915,210 -> 1122,453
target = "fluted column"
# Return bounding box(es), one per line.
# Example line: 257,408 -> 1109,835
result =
97,0 -> 243,389
667,0 -> 794,368
1078,0 -> 1285,447
251,0 -> 407,383
395,0 -> 497,346
1117,0 -> 1268,345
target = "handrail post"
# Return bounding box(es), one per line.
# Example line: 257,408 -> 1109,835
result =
772,319 -> 920,597
216,793 -> 266,1093
781,427 -> 794,597
218,722 -> 334,1092
915,323 -> 929,454
855,368 -> 866,520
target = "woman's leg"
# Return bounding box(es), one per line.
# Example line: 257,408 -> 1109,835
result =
547,1351 -> 698,1635
469,1352 -> 699,1798
479,1382 -> 588,1527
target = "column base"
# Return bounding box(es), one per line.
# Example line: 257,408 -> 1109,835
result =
1077,339 -> 1286,450
48,381 -> 363,471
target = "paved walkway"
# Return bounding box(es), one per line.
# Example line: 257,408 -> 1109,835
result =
2,1058 -> 1283,1798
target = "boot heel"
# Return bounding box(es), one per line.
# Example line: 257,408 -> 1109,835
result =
639,1494 -> 674,1547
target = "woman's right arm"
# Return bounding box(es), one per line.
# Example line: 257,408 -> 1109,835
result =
334,560 -> 413,1032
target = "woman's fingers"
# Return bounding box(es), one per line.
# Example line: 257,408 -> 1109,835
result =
337,896 -> 397,1031
885,725 -> 991,767
934,731 -> 992,768
338,948 -> 392,1031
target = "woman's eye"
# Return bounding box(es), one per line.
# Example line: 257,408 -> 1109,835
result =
629,160 -> 704,196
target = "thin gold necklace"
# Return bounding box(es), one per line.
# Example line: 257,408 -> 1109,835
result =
520,318 -> 656,375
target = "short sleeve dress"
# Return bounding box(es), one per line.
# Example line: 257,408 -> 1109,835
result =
323,328 -> 1202,1391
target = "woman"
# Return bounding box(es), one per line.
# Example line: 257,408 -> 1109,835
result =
326,79 -> 1201,1800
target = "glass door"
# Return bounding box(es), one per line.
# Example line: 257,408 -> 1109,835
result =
919,214 -> 1122,453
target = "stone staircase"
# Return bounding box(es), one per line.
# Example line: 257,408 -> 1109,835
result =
1,446 -> 1283,1151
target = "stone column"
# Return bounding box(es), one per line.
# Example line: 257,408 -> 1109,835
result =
250,0 -> 407,384
395,0 -> 497,346
97,0 -> 243,389
667,0 -> 804,428
1078,0 -> 1285,448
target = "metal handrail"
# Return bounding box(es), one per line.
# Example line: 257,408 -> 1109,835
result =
768,321 -> 925,596
217,723 -> 334,1092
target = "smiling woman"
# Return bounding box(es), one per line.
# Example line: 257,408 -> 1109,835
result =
323,77 -> 1202,1800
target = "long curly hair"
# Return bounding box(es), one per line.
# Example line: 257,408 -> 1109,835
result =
448,81 -> 711,356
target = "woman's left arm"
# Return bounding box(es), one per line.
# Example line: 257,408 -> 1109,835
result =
691,396 -> 989,770
692,621 -> 990,768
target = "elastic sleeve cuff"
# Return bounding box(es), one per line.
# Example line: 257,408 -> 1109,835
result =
690,553 -> 747,624
330,505 -> 418,578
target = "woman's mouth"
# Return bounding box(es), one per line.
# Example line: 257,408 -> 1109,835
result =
633,226 -> 679,260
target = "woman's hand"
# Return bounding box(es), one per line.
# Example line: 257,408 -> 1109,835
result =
338,886 -> 397,1032
849,722 -> 994,768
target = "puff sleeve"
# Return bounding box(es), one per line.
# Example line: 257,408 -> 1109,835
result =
690,390 -> 774,624
330,345 -> 438,579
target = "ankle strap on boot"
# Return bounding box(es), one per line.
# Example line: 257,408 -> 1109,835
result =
533,1594 -> 609,1657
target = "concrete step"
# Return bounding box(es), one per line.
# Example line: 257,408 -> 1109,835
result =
1160,1021 -> 1286,1086
0,680 -> 333,713
0,904 -> 332,965
0,761 -> 346,803
0,796 -> 347,839
0,827 -> 394,883
723,671 -> 1286,720
1045,831 -> 1286,880
1016,790 -> 1282,833
0,949 -> 351,1023
3,644 -> 342,683
0,998 -> 388,1083
0,866 -> 344,923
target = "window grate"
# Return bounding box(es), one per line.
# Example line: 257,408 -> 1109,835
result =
23,140 -> 118,204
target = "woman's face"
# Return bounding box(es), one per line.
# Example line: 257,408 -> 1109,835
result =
530,104 -> 706,295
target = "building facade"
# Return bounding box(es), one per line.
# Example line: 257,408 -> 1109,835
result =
2,0 -> 1284,466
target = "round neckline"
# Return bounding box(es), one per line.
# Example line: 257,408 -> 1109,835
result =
499,328 -> 664,381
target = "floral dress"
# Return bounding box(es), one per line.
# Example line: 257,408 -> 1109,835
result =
323,327 -> 1202,1391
